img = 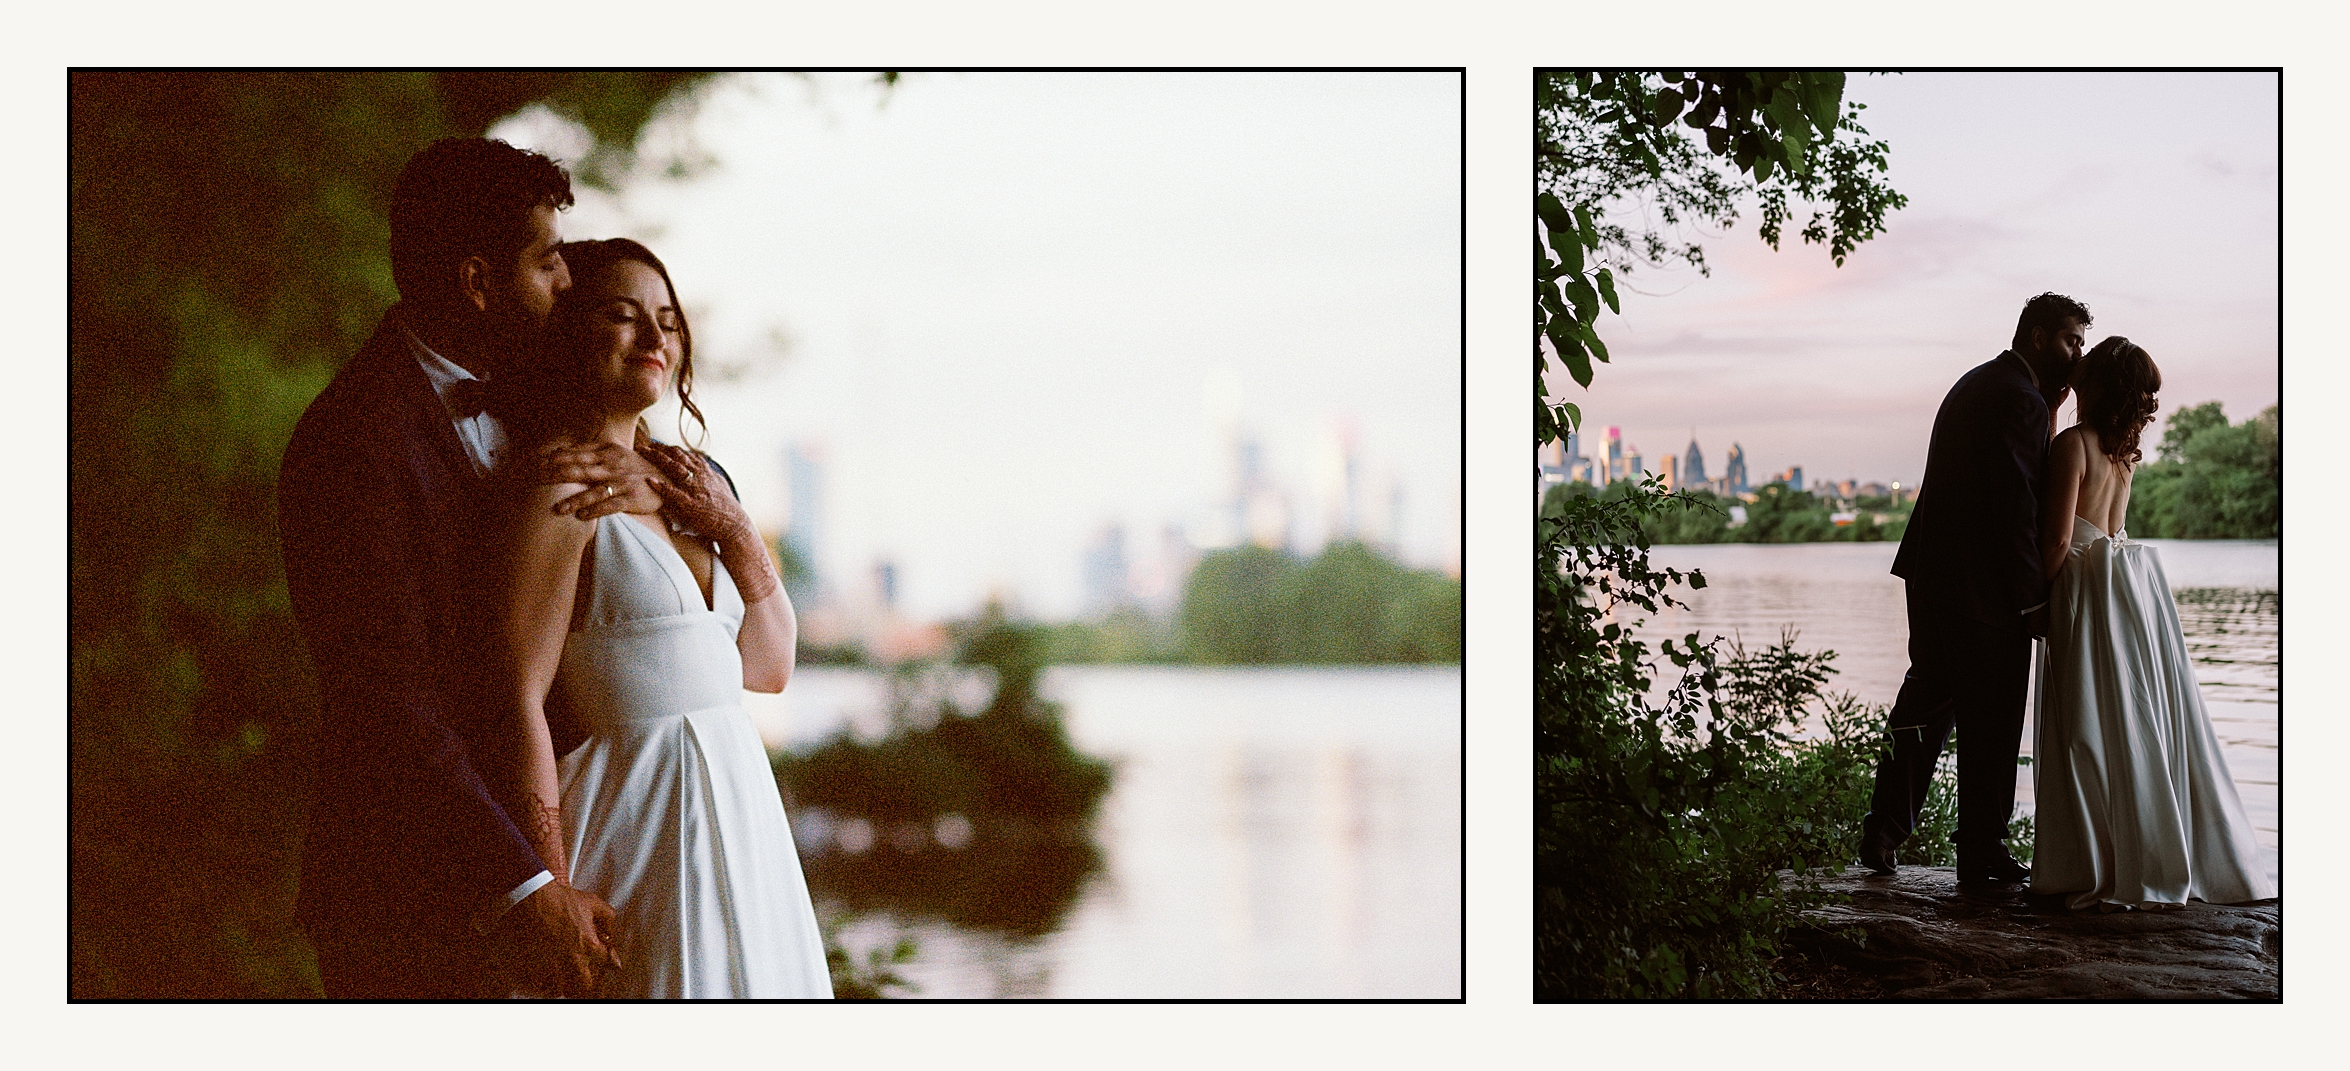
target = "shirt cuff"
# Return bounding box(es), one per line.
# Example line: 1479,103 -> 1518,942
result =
2020,602 -> 2045,615
472,870 -> 556,933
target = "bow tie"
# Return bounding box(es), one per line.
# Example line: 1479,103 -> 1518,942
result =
442,377 -> 489,420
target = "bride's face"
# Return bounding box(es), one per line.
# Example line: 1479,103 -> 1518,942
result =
574,260 -> 682,415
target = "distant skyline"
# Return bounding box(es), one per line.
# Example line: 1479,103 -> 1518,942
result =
1548,71 -> 2279,490
496,72 -> 1462,622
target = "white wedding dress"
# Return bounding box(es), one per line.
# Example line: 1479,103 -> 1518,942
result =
2030,515 -> 2273,910
554,512 -> 832,997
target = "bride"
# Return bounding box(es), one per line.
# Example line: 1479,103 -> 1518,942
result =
486,238 -> 832,996
2029,336 -> 2274,911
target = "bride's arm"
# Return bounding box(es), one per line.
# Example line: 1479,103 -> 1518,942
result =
731,555 -> 797,694
2038,429 -> 2087,585
492,482 -> 599,882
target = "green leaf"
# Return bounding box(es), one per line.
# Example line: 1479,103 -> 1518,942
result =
1764,83 -> 1803,136
1575,320 -> 1611,364
1594,267 -> 1620,314
1559,400 -> 1580,431
1780,125 -> 1810,176
1554,330 -> 1594,387
1573,203 -> 1597,247
1685,89 -> 1721,129
1535,192 -> 1575,240
1652,86 -> 1684,126
1805,71 -> 1845,139
1563,276 -> 1598,322
1753,151 -> 1774,183
1704,124 -> 1728,155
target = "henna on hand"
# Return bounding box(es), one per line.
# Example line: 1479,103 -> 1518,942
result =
643,443 -> 784,604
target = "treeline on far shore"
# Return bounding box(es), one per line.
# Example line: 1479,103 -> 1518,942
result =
1543,401 -> 2279,547
1544,479 -> 1907,545
799,540 -> 1463,668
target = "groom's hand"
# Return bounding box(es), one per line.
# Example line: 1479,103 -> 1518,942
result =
498,881 -> 622,997
535,442 -> 669,521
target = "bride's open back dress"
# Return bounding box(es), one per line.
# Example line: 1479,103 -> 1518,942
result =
553,512 -> 832,997
2030,515 -> 2274,910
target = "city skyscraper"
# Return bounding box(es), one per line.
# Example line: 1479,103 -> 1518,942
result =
1682,433 -> 1707,486
1725,443 -> 1748,495
1080,524 -> 1131,616
783,441 -> 826,606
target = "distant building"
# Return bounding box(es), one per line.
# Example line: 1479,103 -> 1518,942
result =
1781,465 -> 1803,492
1663,454 -> 1679,491
1603,426 -> 1624,482
1080,524 -> 1131,616
1682,434 -> 1708,486
1724,443 -> 1748,495
782,442 -> 826,607
1617,448 -> 1644,484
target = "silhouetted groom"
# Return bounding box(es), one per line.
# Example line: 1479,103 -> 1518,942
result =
1857,292 -> 2090,884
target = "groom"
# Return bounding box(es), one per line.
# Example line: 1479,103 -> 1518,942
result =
1857,292 -> 2089,884
278,138 -> 669,997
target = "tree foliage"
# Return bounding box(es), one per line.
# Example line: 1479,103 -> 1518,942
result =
1545,480 -> 1903,545
2126,403 -> 2280,539
1534,72 -> 1908,997
70,72 -> 720,997
1177,542 -> 1462,665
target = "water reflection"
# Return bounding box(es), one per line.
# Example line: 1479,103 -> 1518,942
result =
750,665 -> 1462,998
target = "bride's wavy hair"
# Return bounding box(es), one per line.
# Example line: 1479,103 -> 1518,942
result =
2076,335 -> 2161,467
489,237 -> 708,452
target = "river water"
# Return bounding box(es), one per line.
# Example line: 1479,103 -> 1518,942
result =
744,664 -> 1463,998
1627,539 -> 2279,890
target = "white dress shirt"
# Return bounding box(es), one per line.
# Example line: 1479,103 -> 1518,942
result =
397,317 -> 556,927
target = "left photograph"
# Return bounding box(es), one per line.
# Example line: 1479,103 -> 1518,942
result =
70,71 -> 1464,999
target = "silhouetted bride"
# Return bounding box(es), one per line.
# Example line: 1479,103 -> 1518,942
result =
2029,336 -> 2273,911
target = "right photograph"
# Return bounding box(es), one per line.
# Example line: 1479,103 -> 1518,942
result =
1534,70 -> 2280,1000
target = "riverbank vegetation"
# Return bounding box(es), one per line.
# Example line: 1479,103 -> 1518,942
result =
1538,71 -> 1935,998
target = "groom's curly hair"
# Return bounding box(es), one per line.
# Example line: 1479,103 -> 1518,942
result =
2011,292 -> 2093,352
388,137 -> 575,305
2077,336 -> 2161,467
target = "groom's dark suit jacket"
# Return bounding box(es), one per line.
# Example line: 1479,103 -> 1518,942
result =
1890,350 -> 2052,626
277,311 -> 547,972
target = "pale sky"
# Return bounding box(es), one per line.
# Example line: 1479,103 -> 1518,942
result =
497,72 -> 1461,622
1550,71 -> 2279,491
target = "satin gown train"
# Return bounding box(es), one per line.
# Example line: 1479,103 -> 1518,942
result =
2030,516 -> 2273,910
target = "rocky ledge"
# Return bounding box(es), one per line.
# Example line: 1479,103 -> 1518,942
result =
1781,866 -> 2279,1000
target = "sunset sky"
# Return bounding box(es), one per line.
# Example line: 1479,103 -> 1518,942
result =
1550,71 -> 2279,491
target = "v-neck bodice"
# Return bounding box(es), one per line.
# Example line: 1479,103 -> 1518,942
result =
575,512 -> 743,631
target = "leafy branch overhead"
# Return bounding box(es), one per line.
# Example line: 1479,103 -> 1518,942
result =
1535,71 -> 1907,444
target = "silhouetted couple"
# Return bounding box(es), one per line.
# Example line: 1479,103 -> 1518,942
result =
1858,293 -> 2271,909
278,138 -> 831,997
